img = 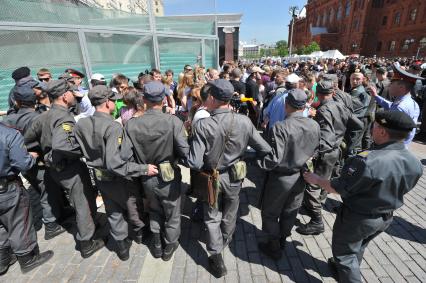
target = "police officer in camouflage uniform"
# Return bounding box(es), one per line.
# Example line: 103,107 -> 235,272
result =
37,79 -> 104,258
257,89 -> 320,260
0,123 -> 53,275
74,85 -> 158,261
298,80 -> 362,236
121,81 -> 189,262
188,79 -> 271,278
303,110 -> 423,283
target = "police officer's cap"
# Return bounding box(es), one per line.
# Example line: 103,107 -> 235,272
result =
375,110 -> 416,132
64,68 -> 85,79
88,85 -> 122,106
11,66 -> 31,81
143,81 -> 167,102
46,79 -> 78,99
208,79 -> 234,102
285,89 -> 307,109
13,86 -> 36,103
391,63 -> 424,84
322,74 -> 338,84
316,79 -> 334,95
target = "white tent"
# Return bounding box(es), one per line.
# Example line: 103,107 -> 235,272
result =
309,51 -> 324,57
320,49 -> 345,59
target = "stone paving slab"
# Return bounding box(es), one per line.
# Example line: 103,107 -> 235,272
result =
3,143 -> 426,282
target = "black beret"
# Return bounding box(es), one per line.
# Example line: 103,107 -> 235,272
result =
285,89 -> 307,109
12,67 -> 31,81
316,79 -> 334,94
209,79 -> 234,101
375,110 -> 416,132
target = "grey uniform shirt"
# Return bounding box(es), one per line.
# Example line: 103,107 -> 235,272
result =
122,109 -> 189,165
0,123 -> 35,177
351,85 -> 371,118
74,111 -> 148,177
315,99 -> 349,154
188,108 -> 272,171
331,142 -> 423,215
38,104 -> 81,167
2,107 -> 39,135
258,112 -> 320,174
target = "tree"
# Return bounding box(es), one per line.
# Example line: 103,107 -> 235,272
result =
295,45 -> 306,55
275,40 -> 289,57
304,41 -> 321,54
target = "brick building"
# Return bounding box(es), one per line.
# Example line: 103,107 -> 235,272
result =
289,0 -> 426,57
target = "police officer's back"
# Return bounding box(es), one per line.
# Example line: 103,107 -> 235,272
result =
303,110 -> 423,282
257,89 -> 320,260
188,79 -> 271,278
39,79 -> 103,258
0,123 -> 53,275
122,81 -> 189,261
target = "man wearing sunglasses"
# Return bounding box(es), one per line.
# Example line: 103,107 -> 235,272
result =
37,68 -> 52,83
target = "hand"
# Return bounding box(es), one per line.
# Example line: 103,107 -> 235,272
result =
170,108 -> 176,115
366,85 -> 377,97
308,108 -> 317,117
303,172 -> 321,185
147,164 -> 158,176
29,152 -> 39,159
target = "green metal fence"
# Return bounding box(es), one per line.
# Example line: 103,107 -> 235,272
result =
0,0 -> 219,111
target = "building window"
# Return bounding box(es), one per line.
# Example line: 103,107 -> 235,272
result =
337,5 -> 342,19
330,8 -> 334,22
316,15 -> 320,26
352,18 -> 359,31
389,41 -> 396,51
156,8 -> 159,13
377,41 -> 382,51
382,16 -> 387,25
345,1 -> 351,17
409,8 -> 417,22
394,12 -> 401,25
323,11 -> 327,25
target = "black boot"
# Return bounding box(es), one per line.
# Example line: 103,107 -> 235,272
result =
162,243 -> 179,261
44,222 -> 66,240
151,233 -> 162,258
17,247 -> 53,274
0,248 -> 17,275
296,219 -> 325,235
80,239 -> 105,259
258,239 -> 282,260
116,239 -> 131,261
134,229 -> 143,244
208,254 -> 227,278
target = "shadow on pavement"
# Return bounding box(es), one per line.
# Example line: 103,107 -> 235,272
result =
385,216 -> 426,244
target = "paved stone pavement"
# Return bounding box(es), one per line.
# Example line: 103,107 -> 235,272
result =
3,142 -> 426,283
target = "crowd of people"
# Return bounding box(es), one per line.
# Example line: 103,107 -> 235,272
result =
0,55 -> 425,282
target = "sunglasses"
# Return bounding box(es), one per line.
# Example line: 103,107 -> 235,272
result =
38,77 -> 51,82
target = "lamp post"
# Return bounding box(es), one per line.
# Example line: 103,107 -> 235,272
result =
289,6 -> 299,56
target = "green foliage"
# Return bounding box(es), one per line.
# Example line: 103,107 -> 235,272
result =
276,40 -> 289,57
294,41 -> 321,55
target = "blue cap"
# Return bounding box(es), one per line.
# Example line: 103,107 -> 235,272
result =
13,86 -> 36,103
208,79 -> 234,101
143,81 -> 166,102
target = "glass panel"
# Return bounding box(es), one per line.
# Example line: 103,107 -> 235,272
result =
158,37 -> 202,78
0,30 -> 85,111
205,40 -> 217,69
85,33 -> 155,82
155,16 -> 215,35
1,0 -> 150,31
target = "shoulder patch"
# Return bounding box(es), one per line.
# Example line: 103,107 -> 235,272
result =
62,123 -> 73,132
357,151 -> 370,158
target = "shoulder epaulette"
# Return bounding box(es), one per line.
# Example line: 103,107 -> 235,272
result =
357,151 -> 370,158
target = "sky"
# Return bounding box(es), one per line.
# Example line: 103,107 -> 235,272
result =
164,0 -> 308,45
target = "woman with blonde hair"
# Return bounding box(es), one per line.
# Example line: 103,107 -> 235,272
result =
177,72 -> 195,120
